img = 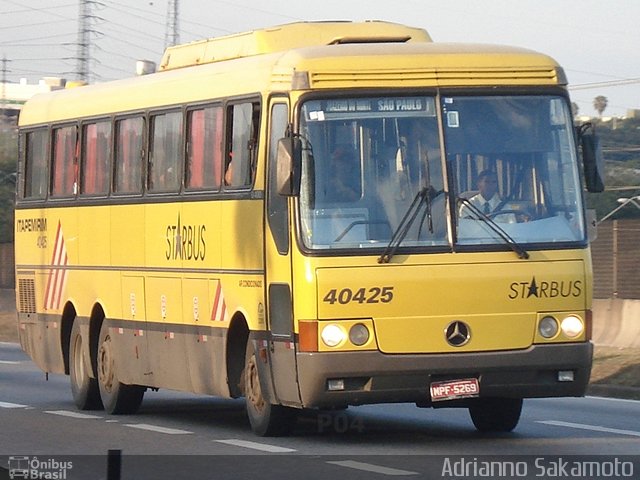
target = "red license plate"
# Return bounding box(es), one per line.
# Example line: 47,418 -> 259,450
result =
429,378 -> 480,402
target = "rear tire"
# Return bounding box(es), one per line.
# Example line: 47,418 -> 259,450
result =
469,397 -> 523,432
69,321 -> 102,410
243,341 -> 297,436
97,322 -> 145,414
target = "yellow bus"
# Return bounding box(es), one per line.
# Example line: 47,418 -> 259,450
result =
15,21 -> 604,436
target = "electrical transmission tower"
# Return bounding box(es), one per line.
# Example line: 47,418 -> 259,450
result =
165,0 -> 180,48
76,0 -> 102,83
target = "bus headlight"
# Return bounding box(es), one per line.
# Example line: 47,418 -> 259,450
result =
561,315 -> 584,338
349,323 -> 370,346
321,324 -> 346,347
539,316 -> 559,338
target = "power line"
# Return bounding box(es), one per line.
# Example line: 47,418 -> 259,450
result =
0,19 -> 73,31
569,78 -> 640,91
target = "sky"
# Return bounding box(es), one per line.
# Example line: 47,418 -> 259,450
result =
1,0 -> 639,117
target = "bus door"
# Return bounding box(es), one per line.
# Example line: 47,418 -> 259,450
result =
263,100 -> 301,405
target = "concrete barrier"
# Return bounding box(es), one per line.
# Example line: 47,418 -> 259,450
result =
592,298 -> 640,348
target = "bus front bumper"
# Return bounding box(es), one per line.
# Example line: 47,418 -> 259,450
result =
295,342 -> 593,408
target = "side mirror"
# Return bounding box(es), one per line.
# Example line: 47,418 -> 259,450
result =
578,123 -> 605,193
276,137 -> 302,196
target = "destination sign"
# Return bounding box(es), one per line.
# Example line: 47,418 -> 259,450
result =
305,97 -> 435,121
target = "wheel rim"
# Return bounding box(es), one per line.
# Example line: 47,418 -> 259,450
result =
98,333 -> 115,394
72,334 -> 85,382
245,355 -> 265,413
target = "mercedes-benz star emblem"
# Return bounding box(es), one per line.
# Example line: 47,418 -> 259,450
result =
445,321 -> 471,347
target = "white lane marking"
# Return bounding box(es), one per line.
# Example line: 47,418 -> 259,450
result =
124,423 -> 192,435
538,420 -> 640,437
216,439 -> 296,453
586,395 -> 640,405
0,360 -> 21,365
0,401 -> 28,408
45,410 -> 102,419
327,460 -> 419,476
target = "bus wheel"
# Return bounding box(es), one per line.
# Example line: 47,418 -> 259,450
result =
69,321 -> 102,410
243,342 -> 297,436
97,322 -> 145,414
469,397 -> 523,432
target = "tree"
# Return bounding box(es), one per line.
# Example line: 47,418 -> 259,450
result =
593,95 -> 608,117
0,124 -> 17,244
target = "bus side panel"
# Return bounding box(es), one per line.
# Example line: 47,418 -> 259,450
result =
15,206 -> 78,375
112,275 -> 150,385
17,311 -> 66,375
183,278 -> 216,394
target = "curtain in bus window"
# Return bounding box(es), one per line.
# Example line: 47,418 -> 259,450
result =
149,111 -> 183,193
81,121 -> 111,195
226,102 -> 258,188
24,130 -> 48,199
115,117 -> 143,194
51,126 -> 77,197
187,110 -> 205,188
187,106 -> 223,190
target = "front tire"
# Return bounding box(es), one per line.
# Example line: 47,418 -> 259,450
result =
97,322 -> 145,414
69,321 -> 102,410
469,397 -> 523,432
243,341 -> 297,436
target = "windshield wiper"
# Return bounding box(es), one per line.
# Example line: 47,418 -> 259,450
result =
457,197 -> 530,260
378,186 -> 438,264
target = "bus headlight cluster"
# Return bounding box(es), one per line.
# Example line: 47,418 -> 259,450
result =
321,324 -> 345,347
538,315 -> 584,339
349,323 -> 370,346
539,316 -> 559,338
560,315 -> 584,338
320,323 -> 371,348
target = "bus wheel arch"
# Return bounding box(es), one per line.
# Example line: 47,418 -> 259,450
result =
61,302 -> 77,375
88,303 -> 106,378
243,340 -> 297,436
68,303 -> 102,410
96,320 -> 145,414
226,313 -> 249,398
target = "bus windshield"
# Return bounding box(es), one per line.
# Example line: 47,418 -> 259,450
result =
298,94 -> 585,252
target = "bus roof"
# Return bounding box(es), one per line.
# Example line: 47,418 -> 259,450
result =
159,21 -> 432,71
19,24 -> 565,127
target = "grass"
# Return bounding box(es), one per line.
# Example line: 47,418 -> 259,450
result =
590,346 -> 640,387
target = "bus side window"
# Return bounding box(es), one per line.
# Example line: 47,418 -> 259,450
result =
186,105 -> 223,190
149,110 -> 183,193
81,121 -> 111,196
114,116 -> 144,195
51,125 -> 77,197
23,129 -> 48,199
225,102 -> 259,189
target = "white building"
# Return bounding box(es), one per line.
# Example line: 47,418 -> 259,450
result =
1,77 -> 67,123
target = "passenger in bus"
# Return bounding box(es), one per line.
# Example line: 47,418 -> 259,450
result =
224,159 -> 233,186
329,147 -> 361,202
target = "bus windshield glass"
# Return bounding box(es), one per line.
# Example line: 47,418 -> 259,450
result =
298,94 -> 585,252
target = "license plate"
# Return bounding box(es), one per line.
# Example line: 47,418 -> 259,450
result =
429,378 -> 480,402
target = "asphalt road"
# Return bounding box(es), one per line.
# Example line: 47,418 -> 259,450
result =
1,341 -> 639,479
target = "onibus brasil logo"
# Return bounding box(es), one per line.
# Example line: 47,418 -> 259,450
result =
8,456 -> 73,479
